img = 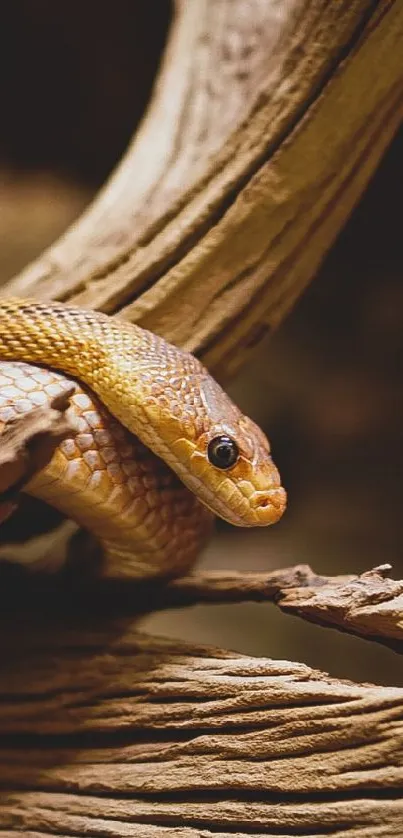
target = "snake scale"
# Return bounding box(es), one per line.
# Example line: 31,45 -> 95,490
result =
0,298 -> 286,578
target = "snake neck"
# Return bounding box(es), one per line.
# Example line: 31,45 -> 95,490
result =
0,298 -> 198,442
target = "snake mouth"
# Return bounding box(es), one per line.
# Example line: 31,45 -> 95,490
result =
251,487 -> 287,525
252,488 -> 286,510
201,484 -> 287,527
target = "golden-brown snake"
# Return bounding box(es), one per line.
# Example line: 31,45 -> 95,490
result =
0,298 -> 286,578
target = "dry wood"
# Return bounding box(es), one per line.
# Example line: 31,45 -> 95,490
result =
0,390 -> 75,524
142,563 -> 403,652
5,563 -> 400,652
0,628 -> 402,836
7,1 -> 403,381
0,561 -> 402,836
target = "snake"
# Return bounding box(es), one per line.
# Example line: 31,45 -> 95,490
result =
0,298 -> 286,578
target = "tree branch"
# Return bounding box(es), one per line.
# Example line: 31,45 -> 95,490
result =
1,563 -> 401,654
147,564 -> 403,653
6,1 -> 403,381
0,390 -> 75,524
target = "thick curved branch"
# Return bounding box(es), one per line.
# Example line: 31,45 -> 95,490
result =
6,1 -> 403,381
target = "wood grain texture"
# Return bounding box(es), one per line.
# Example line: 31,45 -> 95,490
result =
0,627 -> 402,836
6,1 -> 403,381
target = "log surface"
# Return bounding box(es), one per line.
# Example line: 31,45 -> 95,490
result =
0,627 -> 402,837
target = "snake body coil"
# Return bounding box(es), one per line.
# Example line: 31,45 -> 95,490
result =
0,298 -> 286,577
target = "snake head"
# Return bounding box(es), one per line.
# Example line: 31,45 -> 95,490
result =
184,411 -> 286,527
142,367 -> 287,528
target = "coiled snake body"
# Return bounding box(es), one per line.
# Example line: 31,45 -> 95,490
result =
0,298 -> 286,577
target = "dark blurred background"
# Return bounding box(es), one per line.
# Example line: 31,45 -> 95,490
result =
0,1 -> 402,685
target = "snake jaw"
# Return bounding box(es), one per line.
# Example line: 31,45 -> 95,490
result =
151,428 -> 286,527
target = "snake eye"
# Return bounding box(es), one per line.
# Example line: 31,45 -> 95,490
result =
207,435 -> 239,470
